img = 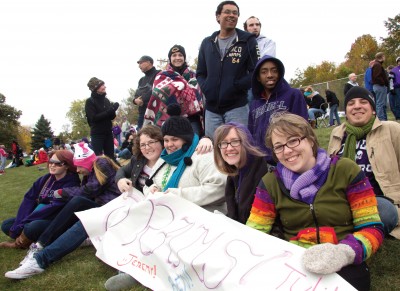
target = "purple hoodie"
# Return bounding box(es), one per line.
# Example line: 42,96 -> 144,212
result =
9,172 -> 81,238
248,55 -> 308,163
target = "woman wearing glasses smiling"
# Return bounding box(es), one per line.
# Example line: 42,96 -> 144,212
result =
0,150 -> 80,249
213,122 -> 269,224
143,106 -> 226,213
246,113 -> 384,291
116,125 -> 163,194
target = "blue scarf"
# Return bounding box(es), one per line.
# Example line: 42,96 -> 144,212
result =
160,134 -> 199,191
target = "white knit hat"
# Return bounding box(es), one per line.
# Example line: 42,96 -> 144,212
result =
73,142 -> 96,171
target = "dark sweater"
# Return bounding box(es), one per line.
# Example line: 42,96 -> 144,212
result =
85,92 -> 116,135
225,155 -> 269,224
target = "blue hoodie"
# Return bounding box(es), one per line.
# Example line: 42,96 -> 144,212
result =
197,28 -> 259,114
248,55 -> 308,163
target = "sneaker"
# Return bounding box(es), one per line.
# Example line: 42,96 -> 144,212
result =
20,243 -> 42,266
104,273 -> 138,291
5,257 -> 44,279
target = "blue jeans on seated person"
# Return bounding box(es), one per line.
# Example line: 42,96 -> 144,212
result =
37,196 -> 99,247
118,148 -> 132,160
2,217 -> 53,241
205,104 -> 249,138
35,221 -> 88,269
376,196 -> 399,235
308,108 -> 325,121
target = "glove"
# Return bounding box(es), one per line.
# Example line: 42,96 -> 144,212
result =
302,243 -> 355,275
112,102 -> 119,111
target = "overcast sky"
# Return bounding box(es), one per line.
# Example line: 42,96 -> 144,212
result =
1,0 -> 397,134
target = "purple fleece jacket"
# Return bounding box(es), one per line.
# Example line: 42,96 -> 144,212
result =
61,157 -> 121,205
248,55 -> 308,163
9,172 -> 81,238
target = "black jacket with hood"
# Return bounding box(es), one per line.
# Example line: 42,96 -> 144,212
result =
197,28 -> 259,114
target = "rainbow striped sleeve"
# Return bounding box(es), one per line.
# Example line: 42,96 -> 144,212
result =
246,186 -> 276,233
341,175 -> 384,264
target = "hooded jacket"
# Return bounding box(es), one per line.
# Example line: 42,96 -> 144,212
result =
60,157 -> 121,205
197,28 -> 259,114
248,55 -> 308,162
9,172 -> 81,238
257,34 -> 276,57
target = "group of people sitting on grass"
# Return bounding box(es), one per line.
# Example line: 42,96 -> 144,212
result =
1,83 -> 399,291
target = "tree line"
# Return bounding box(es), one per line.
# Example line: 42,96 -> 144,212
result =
1,13 -> 398,153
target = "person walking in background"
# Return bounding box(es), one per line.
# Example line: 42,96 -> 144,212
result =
372,52 -> 389,121
325,89 -> 341,126
243,16 -> 275,57
133,56 -> 160,129
364,60 -> 375,97
389,57 -> 400,120
343,73 -> 359,96
248,55 -> 307,163
197,0 -> 259,137
85,77 -> 119,159
144,45 -> 204,135
0,145 -> 8,175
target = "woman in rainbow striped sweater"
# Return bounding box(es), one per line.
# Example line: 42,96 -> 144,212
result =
246,113 -> 384,291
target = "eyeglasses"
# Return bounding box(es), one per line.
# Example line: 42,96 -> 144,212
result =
221,9 -> 239,16
139,140 -> 159,149
272,136 -> 306,154
218,139 -> 241,149
48,159 -> 65,167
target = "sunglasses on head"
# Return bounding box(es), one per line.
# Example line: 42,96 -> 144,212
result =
48,159 -> 65,167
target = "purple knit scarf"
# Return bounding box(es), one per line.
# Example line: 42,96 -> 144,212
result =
277,148 -> 331,204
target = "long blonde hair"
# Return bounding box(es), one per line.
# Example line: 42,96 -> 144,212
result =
93,155 -> 120,185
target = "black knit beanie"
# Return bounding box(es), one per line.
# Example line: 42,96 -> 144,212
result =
87,77 -> 104,92
344,86 -> 376,111
161,104 -> 194,145
168,45 -> 186,63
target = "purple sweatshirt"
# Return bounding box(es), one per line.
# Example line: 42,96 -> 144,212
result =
248,55 -> 308,163
61,157 -> 121,205
9,172 -> 81,238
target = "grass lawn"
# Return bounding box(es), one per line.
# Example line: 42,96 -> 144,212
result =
1,120 -> 399,290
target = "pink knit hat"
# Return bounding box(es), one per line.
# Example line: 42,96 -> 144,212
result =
73,142 -> 96,172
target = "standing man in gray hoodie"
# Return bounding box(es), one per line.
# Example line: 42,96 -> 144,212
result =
243,16 -> 276,57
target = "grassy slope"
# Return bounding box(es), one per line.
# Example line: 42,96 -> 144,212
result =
0,123 -> 399,290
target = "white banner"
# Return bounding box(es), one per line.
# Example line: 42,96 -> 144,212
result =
76,189 -> 355,291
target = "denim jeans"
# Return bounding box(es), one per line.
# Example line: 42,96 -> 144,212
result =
373,84 -> 388,121
0,156 -> 6,171
205,104 -> 249,138
37,196 -> 99,247
307,108 -> 324,121
35,221 -> 88,269
91,132 -> 115,159
376,196 -> 399,235
2,217 -> 53,241
329,104 -> 341,126
389,88 -> 400,120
